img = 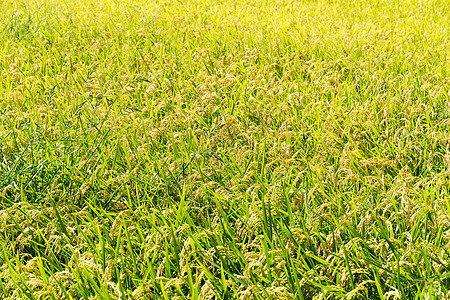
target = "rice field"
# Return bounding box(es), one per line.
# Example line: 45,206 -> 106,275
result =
1,0 -> 450,299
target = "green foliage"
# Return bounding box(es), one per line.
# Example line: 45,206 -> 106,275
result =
1,0 -> 450,298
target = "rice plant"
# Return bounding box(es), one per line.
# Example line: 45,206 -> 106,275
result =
1,0 -> 450,299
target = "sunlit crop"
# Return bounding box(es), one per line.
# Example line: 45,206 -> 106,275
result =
1,0 -> 450,299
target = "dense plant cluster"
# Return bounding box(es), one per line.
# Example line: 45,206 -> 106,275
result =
1,0 -> 450,299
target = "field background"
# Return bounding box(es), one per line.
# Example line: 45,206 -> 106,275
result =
1,0 -> 450,299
